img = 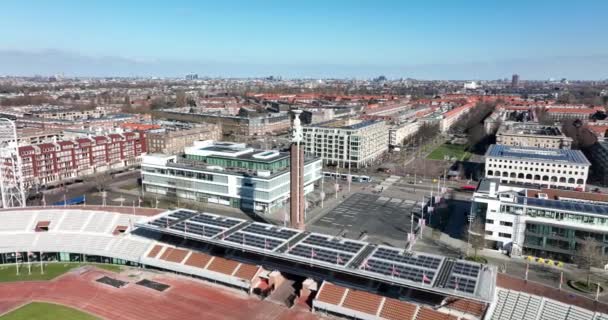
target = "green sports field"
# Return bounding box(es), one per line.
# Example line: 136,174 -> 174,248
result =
0,263 -> 122,283
0,302 -> 98,320
427,143 -> 471,161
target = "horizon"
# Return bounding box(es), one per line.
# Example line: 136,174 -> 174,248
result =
0,0 -> 607,79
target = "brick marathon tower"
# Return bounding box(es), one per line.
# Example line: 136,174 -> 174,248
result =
289,110 -> 305,230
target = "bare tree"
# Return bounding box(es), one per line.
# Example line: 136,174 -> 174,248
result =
466,218 -> 486,258
575,237 -> 603,286
95,171 -> 113,193
176,90 -> 187,108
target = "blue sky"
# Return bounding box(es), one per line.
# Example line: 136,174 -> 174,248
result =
0,0 -> 607,79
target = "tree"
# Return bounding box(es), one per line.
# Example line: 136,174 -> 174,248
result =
176,90 -> 187,108
466,218 -> 486,257
574,237 -> 603,286
95,171 -> 113,194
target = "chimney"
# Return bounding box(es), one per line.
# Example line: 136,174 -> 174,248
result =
289,110 -> 305,230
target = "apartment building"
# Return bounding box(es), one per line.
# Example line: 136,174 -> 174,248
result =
302,119 -> 388,168
471,179 -> 608,262
146,124 -> 221,155
389,121 -> 420,146
495,123 -> 572,149
163,110 -> 291,136
141,140 -> 322,214
17,132 -> 146,187
485,144 -> 589,190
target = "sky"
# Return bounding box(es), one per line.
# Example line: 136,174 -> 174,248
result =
0,0 -> 607,79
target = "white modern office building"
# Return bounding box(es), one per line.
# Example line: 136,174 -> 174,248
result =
302,119 -> 388,168
471,179 -> 608,261
484,144 -> 590,190
141,140 -> 322,214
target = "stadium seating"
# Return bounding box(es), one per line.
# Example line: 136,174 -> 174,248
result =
488,288 -> 607,320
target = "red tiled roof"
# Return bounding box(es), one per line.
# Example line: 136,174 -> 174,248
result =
444,298 -> 486,317
316,282 -> 346,305
160,248 -> 189,263
184,252 -> 213,269
342,289 -> 383,315
380,298 -> 418,320
207,257 -> 239,275
147,245 -> 163,258
233,264 -> 259,281
416,307 -> 457,320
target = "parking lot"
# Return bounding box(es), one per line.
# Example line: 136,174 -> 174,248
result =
309,193 -> 420,248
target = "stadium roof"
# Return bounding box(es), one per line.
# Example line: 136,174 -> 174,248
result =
136,209 -> 497,302
485,144 -> 590,165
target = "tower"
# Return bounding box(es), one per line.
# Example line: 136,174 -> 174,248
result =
290,110 -> 305,230
511,74 -> 520,88
0,118 -> 26,208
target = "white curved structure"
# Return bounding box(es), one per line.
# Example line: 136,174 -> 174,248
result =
0,208 -> 261,291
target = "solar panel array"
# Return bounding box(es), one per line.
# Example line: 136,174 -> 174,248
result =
286,234 -> 364,266
445,261 -> 481,294
518,196 -> 608,216
147,209 -> 197,228
140,210 -> 492,300
360,247 -> 444,284
224,232 -> 284,250
224,223 -> 300,251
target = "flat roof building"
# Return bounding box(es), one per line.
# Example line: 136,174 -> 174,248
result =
141,140 -> 322,214
302,119 -> 388,168
496,123 -> 572,149
471,179 -> 608,262
485,144 -> 590,190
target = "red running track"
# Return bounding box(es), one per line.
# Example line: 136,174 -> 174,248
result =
0,267 -> 322,320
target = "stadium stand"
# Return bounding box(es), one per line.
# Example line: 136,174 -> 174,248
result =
487,288 -> 608,320
4,207 -> 608,320
313,281 -> 481,320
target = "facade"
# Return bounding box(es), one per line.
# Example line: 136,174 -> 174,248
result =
587,141 -> 608,185
146,124 -> 221,155
141,140 -> 322,214
163,110 -> 291,136
16,132 -> 146,188
30,108 -> 106,121
302,119 -> 388,168
471,179 -> 608,262
389,121 -> 420,146
495,123 -> 572,149
440,103 -> 474,133
544,105 -> 603,122
485,144 -> 589,190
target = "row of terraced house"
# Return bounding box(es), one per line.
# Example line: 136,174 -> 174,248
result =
16,131 -> 147,188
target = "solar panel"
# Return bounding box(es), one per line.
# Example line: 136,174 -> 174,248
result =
452,262 -> 480,278
363,259 -> 435,283
188,214 -> 241,229
242,223 -> 298,240
302,234 -> 364,253
147,216 -> 175,228
168,210 -> 197,219
170,222 -> 222,238
224,232 -> 283,250
287,244 -> 352,265
445,275 -> 476,294
372,248 -> 442,269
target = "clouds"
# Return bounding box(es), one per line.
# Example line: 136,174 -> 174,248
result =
0,49 -> 606,80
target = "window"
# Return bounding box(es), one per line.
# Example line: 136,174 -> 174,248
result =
485,219 -> 494,224
485,231 -> 493,236
500,221 -> 513,227
499,233 -> 512,239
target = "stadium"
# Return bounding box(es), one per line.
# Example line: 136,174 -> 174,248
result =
0,206 -> 607,319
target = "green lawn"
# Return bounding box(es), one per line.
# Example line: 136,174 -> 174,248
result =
0,263 -> 122,283
1,302 -> 98,320
427,143 -> 471,161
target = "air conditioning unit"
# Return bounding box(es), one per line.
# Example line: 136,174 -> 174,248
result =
538,193 -> 548,199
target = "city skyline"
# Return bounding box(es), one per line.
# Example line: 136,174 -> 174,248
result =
1,0 -> 607,79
